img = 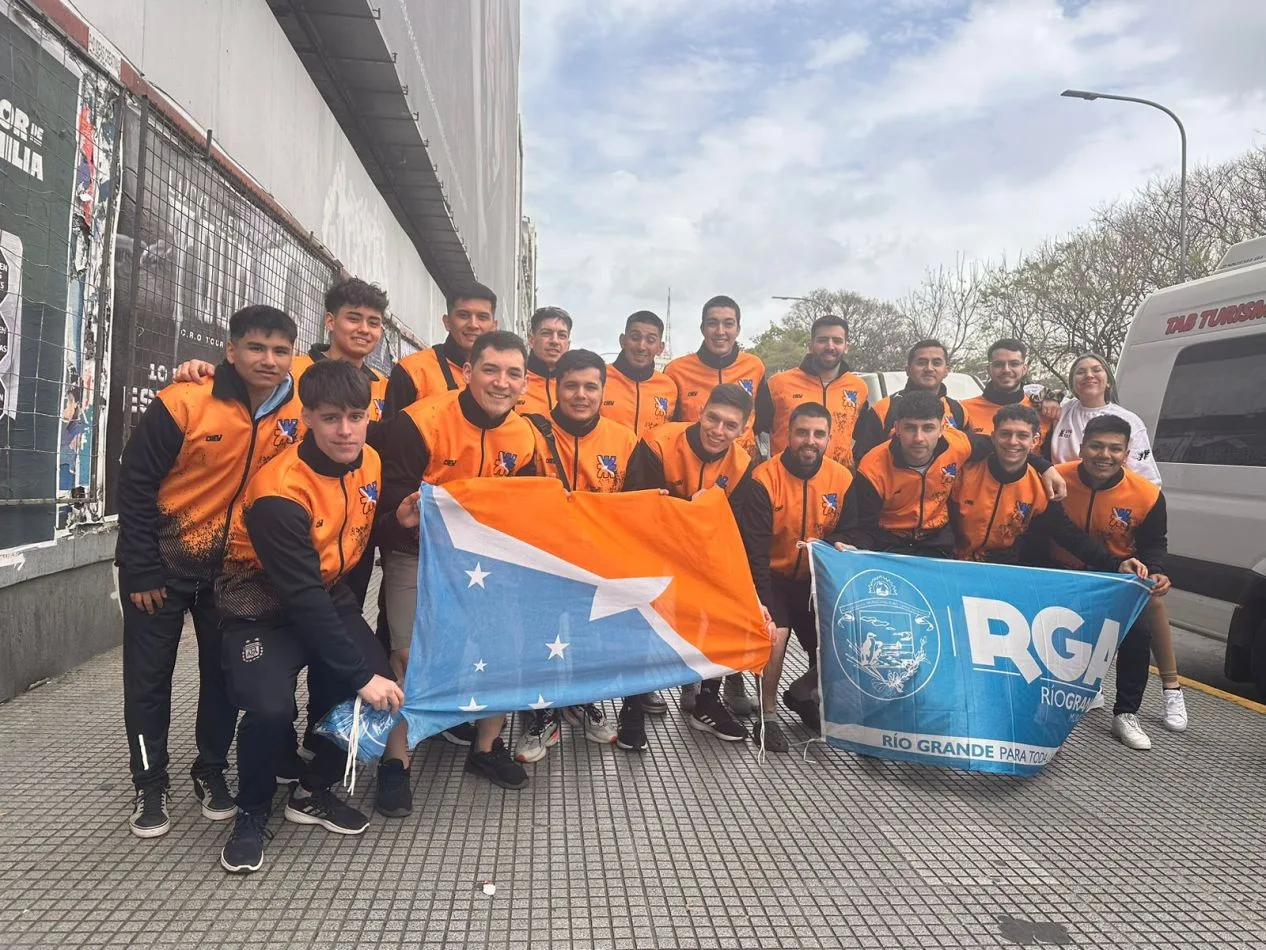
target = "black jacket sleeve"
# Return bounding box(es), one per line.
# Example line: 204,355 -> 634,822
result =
382,363 -> 419,424
115,398 -> 186,592
377,414 -> 430,552
623,441 -> 667,492
736,479 -> 774,605
852,406 -> 885,461
1029,503 -> 1119,572
827,473 -> 878,550
1133,492 -> 1168,574
754,378 -> 774,437
245,497 -> 372,690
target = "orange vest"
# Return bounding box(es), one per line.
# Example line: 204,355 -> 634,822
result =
1051,461 -> 1161,566
406,390 -> 537,484
601,362 -> 678,437
529,414 -> 638,493
951,458 -> 1050,560
151,375 -> 302,578
396,345 -> 466,404
290,351 -> 388,423
216,440 -> 380,617
765,366 -> 868,468
665,349 -> 765,457
753,455 -> 854,580
961,392 -> 1052,446
857,427 -> 972,537
641,421 -> 751,499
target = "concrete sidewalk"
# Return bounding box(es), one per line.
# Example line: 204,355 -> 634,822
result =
1,616 -> 1264,949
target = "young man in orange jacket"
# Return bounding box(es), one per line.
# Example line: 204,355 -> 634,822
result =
852,339 -> 968,460
601,310 -> 678,437
516,306 -> 573,415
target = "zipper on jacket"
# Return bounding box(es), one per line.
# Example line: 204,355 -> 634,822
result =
479,430 -> 487,473
217,410 -> 264,555
570,434 -> 580,488
337,474 -> 349,578
633,379 -> 641,433
1084,489 -> 1098,533
976,484 -> 1004,558
915,471 -> 928,538
792,475 -> 809,577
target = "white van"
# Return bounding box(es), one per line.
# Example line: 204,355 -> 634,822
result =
1115,235 -> 1266,697
858,371 -> 983,407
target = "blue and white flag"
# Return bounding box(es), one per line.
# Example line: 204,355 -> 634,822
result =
809,544 -> 1152,776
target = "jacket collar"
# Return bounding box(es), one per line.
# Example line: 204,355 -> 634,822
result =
526,352 -> 555,380
298,431 -> 363,478
212,360 -> 293,417
1077,463 -> 1125,492
458,387 -> 512,430
779,446 -> 824,480
889,435 -> 950,470
439,335 -> 468,367
696,343 -> 739,370
613,351 -> 654,383
987,453 -> 1029,484
308,343 -> 379,380
900,380 -> 948,398
797,353 -> 852,379
550,406 -> 600,438
981,381 -> 1026,405
686,422 -> 729,464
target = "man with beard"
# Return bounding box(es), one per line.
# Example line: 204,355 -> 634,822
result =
516,306 -> 572,415
961,339 -> 1053,447
601,310 -> 678,438
738,402 -> 856,747
853,339 -> 967,459
756,314 -> 871,469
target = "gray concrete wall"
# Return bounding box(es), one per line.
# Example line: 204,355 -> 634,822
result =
0,527 -> 121,701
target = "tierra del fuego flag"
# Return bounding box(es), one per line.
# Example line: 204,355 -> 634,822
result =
401,478 -> 773,746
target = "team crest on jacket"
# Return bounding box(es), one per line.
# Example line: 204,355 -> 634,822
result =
596,454 -> 619,481
653,396 -> 669,418
493,451 -> 518,476
1110,507 -> 1133,530
941,462 -> 959,482
821,493 -> 839,517
1015,500 -> 1033,520
359,481 -> 379,514
843,389 -> 858,405
716,474 -> 730,489
275,418 -> 299,445
373,398 -> 385,416
738,379 -> 754,396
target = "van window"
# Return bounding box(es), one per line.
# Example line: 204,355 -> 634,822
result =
1154,333 -> 1266,467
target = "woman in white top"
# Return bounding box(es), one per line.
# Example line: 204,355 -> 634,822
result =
1051,352 -> 1187,733
1049,352 -> 1161,484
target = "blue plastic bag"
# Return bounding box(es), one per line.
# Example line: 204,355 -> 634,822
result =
314,699 -> 402,764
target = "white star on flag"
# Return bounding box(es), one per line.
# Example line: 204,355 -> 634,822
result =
546,634 -> 570,659
459,697 -> 488,712
473,659 -> 487,672
465,562 -> 491,588
529,695 -> 553,710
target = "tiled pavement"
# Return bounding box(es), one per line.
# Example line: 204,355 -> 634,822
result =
1,579 -> 1264,949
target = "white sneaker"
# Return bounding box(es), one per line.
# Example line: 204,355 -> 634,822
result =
563,704 -> 617,745
1087,691 -> 1105,710
514,709 -> 561,763
1111,713 -> 1152,751
1162,688 -> 1188,732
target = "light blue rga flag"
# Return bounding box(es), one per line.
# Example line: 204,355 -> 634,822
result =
809,544 -> 1153,776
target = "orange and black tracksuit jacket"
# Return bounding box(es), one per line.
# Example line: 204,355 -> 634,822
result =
950,455 -> 1118,569
290,343 -> 389,446
624,420 -> 755,503
852,383 -> 967,460
115,362 -> 302,593
755,357 -> 871,468
738,451 -> 856,605
664,346 -> 765,458
832,427 -> 1052,556
961,383 -> 1052,447
516,353 -> 557,416
382,336 -> 467,421
379,388 -> 538,554
1049,462 -> 1167,573
527,409 -> 638,493
601,353 -> 679,437
214,435 -> 381,689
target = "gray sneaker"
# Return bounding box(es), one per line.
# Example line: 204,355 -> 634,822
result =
680,682 -> 700,714
752,717 -> 789,753
723,673 -> 757,717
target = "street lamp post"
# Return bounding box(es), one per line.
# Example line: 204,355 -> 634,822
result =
1061,88 -> 1188,281
771,295 -> 808,302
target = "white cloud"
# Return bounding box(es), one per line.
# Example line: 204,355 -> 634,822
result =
806,31 -> 869,70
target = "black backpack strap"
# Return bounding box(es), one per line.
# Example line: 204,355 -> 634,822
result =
434,344 -> 459,391
526,413 -> 571,492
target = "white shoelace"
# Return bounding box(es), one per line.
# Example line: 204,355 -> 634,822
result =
342,697 -> 364,795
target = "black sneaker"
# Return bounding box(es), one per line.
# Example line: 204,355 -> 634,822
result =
284,788 -> 370,835
220,809 -> 272,874
129,784 -> 171,839
782,689 -> 821,732
752,717 -> 790,753
375,759 -> 413,818
465,738 -> 529,790
276,747 -> 305,785
639,690 -> 668,715
689,691 -> 748,741
192,770 -> 237,820
616,699 -> 648,752
441,721 -> 478,746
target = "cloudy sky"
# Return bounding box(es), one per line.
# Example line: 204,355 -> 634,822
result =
519,0 -> 1266,357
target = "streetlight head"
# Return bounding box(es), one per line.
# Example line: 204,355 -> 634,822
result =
1061,89 -> 1099,101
